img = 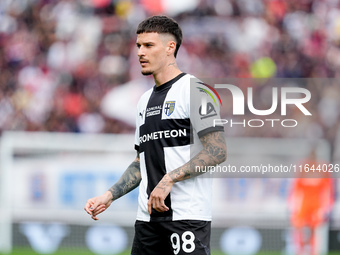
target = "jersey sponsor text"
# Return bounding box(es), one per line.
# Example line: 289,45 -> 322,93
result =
139,129 -> 187,144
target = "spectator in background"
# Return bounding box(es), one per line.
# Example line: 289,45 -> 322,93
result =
0,0 -> 339,150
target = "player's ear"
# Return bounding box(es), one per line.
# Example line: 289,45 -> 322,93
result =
167,41 -> 176,56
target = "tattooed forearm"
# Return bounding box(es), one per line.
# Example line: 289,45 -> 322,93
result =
168,131 -> 227,182
109,154 -> 141,201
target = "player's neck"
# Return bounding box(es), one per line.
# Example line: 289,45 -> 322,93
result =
153,62 -> 182,87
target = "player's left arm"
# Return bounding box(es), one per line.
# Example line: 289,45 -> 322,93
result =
148,131 -> 226,214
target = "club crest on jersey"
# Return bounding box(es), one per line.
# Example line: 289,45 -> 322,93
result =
164,101 -> 175,116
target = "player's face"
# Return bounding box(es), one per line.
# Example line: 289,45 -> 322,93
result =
136,32 -> 169,76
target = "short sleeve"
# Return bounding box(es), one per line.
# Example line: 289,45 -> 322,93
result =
190,78 -> 224,137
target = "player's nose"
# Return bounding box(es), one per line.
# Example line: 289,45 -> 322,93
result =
137,46 -> 146,57
137,45 -> 146,58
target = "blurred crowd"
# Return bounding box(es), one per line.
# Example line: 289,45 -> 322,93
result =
1,0 -> 340,159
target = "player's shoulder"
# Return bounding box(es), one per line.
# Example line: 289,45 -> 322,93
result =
177,74 -> 210,90
172,73 -> 200,94
176,73 -> 197,85
171,74 -> 219,102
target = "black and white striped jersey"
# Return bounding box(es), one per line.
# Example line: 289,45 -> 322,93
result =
134,73 -> 224,222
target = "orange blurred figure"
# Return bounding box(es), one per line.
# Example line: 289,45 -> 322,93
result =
288,148 -> 334,255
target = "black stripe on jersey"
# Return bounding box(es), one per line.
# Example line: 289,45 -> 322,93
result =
138,73 -> 190,222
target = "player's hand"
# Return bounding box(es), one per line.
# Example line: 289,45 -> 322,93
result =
148,174 -> 174,214
84,191 -> 113,220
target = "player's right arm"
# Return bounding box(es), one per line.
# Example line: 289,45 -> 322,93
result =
84,152 -> 141,220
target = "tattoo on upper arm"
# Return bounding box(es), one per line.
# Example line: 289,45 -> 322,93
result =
109,153 -> 141,200
200,131 -> 227,163
168,131 -> 226,182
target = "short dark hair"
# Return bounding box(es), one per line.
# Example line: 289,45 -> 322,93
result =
136,15 -> 183,58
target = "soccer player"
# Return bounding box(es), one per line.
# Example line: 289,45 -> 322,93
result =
288,148 -> 334,255
84,15 -> 227,255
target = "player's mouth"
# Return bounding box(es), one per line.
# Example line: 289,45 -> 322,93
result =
140,59 -> 149,67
